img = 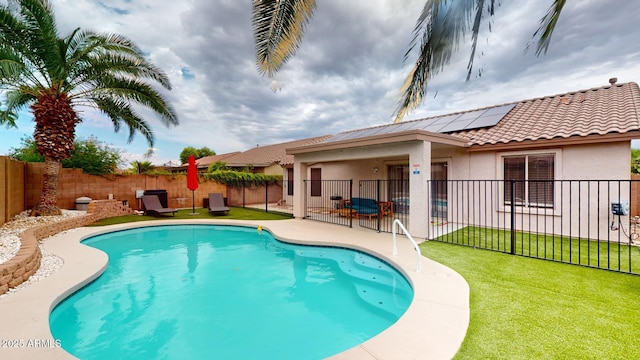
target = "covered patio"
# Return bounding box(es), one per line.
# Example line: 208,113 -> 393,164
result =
286,130 -> 469,239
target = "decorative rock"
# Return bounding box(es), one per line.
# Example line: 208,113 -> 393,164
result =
0,200 -> 132,298
0,210 -> 84,298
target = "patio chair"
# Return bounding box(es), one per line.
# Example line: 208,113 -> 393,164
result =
208,193 -> 230,215
141,195 -> 177,217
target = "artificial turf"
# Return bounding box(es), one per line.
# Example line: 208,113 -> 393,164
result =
422,240 -> 640,359
434,226 -> 640,274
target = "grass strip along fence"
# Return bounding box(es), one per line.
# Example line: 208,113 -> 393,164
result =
434,226 -> 640,274
427,179 -> 640,275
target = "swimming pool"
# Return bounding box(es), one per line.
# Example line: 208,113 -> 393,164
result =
49,224 -> 413,359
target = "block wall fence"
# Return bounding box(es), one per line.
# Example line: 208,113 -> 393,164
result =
25,163 -> 228,211
1,157 -> 285,226
1,157 -> 26,225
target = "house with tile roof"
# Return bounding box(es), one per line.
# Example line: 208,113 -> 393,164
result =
182,136 -> 330,174
210,135 -> 331,175
287,80 -> 640,239
193,152 -> 241,171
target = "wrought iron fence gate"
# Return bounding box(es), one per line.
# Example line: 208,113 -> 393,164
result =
358,180 -> 410,232
303,180 -> 353,227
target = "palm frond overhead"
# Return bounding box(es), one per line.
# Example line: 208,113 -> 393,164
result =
394,0 -> 481,123
252,0 -> 317,77
533,0 -> 566,55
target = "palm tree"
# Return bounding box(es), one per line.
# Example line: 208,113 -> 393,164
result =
0,0 -> 178,216
252,0 -> 566,122
131,161 -> 155,174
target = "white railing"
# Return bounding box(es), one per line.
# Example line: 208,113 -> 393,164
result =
392,219 -> 422,272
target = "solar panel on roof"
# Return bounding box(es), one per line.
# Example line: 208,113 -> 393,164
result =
429,114 -> 462,125
321,103 -> 516,143
465,114 -> 505,130
422,123 -> 447,132
438,104 -> 516,133
392,122 -> 419,132
366,126 -> 391,136
454,110 -> 484,121
480,103 -> 516,116
352,128 -> 380,138
324,132 -> 354,142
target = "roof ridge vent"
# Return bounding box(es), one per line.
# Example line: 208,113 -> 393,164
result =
609,77 -> 618,85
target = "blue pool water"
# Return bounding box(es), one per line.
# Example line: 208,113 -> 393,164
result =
50,225 -> 413,359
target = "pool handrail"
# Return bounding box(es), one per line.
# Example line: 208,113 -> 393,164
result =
392,219 -> 422,272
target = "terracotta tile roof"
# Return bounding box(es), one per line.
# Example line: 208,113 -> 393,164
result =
450,82 -> 640,146
196,152 -> 241,167
224,135 -> 332,167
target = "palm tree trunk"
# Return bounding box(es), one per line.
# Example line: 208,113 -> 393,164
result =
31,158 -> 62,216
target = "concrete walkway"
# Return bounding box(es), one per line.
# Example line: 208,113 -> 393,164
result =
0,219 -> 469,359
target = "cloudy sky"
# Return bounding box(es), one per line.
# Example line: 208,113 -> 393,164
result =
1,0 -> 639,167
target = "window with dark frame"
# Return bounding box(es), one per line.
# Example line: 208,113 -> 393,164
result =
310,168 -> 321,197
287,168 -> 294,196
504,154 -> 554,208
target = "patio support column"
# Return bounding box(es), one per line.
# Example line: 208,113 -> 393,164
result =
409,140 -> 431,239
293,160 -> 307,219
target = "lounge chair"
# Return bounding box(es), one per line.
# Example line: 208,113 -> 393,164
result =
208,193 -> 230,215
141,195 -> 177,217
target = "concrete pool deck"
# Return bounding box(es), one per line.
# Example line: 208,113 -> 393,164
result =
0,219 -> 469,359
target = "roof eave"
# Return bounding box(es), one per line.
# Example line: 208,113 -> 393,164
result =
226,162 -> 273,168
466,131 -> 640,152
286,130 -> 469,155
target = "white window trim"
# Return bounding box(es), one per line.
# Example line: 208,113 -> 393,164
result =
496,149 -> 562,216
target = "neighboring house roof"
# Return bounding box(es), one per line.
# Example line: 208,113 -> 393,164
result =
288,81 -> 640,155
196,152 -> 241,168
216,135 -> 332,168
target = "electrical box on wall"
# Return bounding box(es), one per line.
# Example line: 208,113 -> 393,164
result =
611,201 -> 629,216
135,190 -> 144,199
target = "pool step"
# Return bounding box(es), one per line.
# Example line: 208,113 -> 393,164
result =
353,282 -> 410,319
294,248 -> 396,287
293,247 -> 413,316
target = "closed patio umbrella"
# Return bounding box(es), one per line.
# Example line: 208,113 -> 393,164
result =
187,154 -> 199,215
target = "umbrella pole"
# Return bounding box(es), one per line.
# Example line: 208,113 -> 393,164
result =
189,190 -> 198,215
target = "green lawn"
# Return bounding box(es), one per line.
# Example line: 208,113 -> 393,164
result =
435,226 -> 640,274
422,241 -> 640,359
88,207 -> 291,226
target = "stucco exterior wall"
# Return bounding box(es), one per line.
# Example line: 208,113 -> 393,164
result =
561,142 -> 630,180
461,141 -> 631,181
262,163 -> 283,176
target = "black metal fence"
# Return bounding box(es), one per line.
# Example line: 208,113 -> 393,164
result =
302,179 -> 409,231
303,180 -> 353,227
358,180 -> 410,232
229,180 -> 293,216
428,180 -> 640,274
